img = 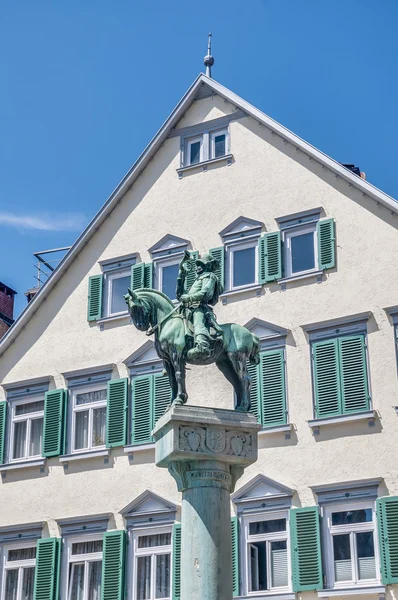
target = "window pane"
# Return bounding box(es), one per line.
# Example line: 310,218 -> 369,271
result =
249,518 -> 286,535
155,553 -> 171,598
189,141 -> 201,165
357,532 -> 376,580
214,134 -> 226,158
161,264 -> 179,300
13,420 -> 27,459
291,232 -> 315,273
74,411 -> 89,450
29,418 -> 43,457
16,401 -> 44,415
233,247 -> 255,288
8,547 -> 36,561
72,541 -> 103,555
271,541 -> 288,588
333,534 -> 352,582
92,407 -> 106,447
137,556 -> 151,600
69,563 -> 85,600
111,275 -> 130,314
76,390 -> 107,406
138,533 -> 171,548
88,561 -> 102,600
22,567 -> 35,600
5,569 -> 18,600
332,509 -> 372,525
249,541 -> 267,592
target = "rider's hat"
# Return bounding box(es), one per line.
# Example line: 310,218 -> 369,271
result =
195,253 -> 218,271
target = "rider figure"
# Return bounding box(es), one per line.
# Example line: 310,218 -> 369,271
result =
177,252 -> 223,360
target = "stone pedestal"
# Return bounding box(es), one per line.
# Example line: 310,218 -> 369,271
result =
153,405 -> 261,600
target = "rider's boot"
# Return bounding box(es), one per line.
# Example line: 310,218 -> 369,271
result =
187,334 -> 211,360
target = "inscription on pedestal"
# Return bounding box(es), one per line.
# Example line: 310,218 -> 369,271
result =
179,426 -> 253,458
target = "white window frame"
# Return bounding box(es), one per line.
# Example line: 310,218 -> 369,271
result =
70,383 -> 107,454
9,395 -> 44,463
283,223 -> 318,278
210,128 -> 228,159
154,256 -> 181,302
129,525 -> 172,600
63,533 -> 103,600
241,510 -> 291,596
185,136 -> 203,166
322,500 -> 380,589
1,541 -> 36,600
104,268 -> 130,317
226,239 -> 258,292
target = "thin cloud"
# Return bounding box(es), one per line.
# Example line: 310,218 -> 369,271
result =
0,211 -> 87,232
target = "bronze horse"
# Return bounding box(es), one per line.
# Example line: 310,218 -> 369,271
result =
125,288 -> 259,411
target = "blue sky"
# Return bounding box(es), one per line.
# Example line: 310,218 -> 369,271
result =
1,0 -> 397,317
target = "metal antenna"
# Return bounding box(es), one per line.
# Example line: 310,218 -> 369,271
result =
204,32 -> 214,78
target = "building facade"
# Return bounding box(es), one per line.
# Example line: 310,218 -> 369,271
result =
0,74 -> 398,600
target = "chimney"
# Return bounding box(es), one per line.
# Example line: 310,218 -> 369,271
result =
0,282 -> 17,339
25,287 -> 39,304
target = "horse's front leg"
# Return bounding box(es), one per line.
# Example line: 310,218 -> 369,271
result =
162,359 -> 177,406
171,349 -> 187,405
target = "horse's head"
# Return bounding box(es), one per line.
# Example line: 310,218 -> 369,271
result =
125,288 -> 151,332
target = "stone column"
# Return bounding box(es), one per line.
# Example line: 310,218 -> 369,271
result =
153,405 -> 261,600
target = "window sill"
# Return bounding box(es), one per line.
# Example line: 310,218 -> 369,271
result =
259,423 -> 293,439
318,585 -> 385,598
0,458 -> 46,472
308,410 -> 376,434
124,443 -> 155,454
176,154 -> 233,178
278,269 -> 323,290
235,593 -> 295,600
96,313 -> 131,330
221,284 -> 262,305
59,449 -> 110,463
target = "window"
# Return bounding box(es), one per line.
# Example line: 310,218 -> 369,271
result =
1,543 -> 36,600
210,129 -> 227,159
132,527 -> 172,600
227,242 -> 257,290
185,136 -> 203,166
323,502 -> 379,588
242,513 -> 290,595
71,384 -> 107,452
312,334 -> 370,419
67,537 -> 103,600
105,269 -> 130,317
9,396 -> 44,462
284,224 -> 317,277
155,259 -> 180,301
182,127 -> 229,167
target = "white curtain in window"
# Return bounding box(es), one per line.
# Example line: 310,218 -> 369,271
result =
75,412 -> 89,450
137,556 -> 151,600
156,554 -> 170,598
92,408 -> 106,447
271,547 -> 288,587
13,421 -> 27,459
29,418 -> 43,456
5,569 -> 18,600
358,557 -> 376,580
334,559 -> 352,582
22,567 -> 35,600
69,564 -> 85,600
88,561 -> 102,600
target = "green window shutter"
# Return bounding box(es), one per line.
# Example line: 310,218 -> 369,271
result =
0,401 -> 7,464
87,275 -> 103,321
153,373 -> 172,426
131,263 -> 145,291
339,335 -> 370,414
43,390 -> 67,458
106,378 -> 128,448
317,218 -> 336,270
258,232 -> 282,284
260,349 -> 287,427
131,375 -> 153,445
144,262 -> 153,288
184,251 -> 199,292
312,339 -> 341,418
209,246 -> 225,287
33,538 -> 61,600
231,517 -> 239,597
377,497 -> 398,584
102,530 -> 126,600
172,523 -> 182,600
290,507 -> 323,592
247,361 -> 261,423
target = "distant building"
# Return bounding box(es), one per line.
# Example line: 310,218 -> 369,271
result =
0,282 -> 16,339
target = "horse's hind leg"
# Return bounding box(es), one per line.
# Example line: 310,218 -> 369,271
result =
171,348 -> 188,405
226,352 -> 251,412
163,359 -> 177,406
216,355 -> 245,410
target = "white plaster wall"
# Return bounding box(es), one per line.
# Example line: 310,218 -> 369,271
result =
0,93 -> 397,594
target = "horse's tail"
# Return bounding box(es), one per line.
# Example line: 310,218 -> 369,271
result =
249,334 -> 260,365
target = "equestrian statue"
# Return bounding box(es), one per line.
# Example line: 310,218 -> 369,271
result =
125,250 -> 260,412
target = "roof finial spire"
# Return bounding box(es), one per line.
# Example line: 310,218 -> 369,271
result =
204,32 -> 214,78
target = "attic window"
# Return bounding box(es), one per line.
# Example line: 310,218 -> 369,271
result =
181,127 -> 230,168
